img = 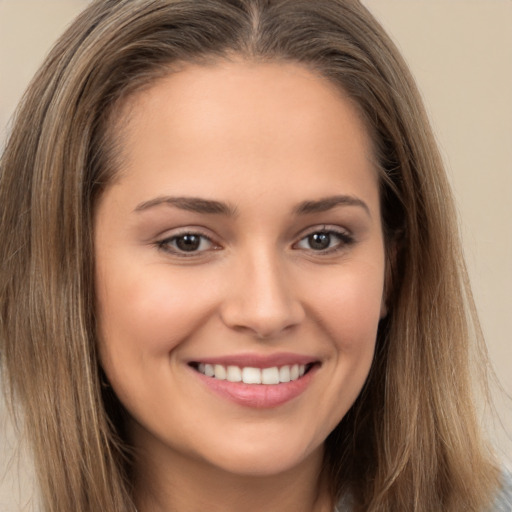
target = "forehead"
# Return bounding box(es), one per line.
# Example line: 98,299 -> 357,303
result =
103,60 -> 379,213
118,60 -> 373,157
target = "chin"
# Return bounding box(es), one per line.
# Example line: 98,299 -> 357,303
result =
196,437 -> 324,478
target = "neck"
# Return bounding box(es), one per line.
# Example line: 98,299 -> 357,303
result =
132,439 -> 332,512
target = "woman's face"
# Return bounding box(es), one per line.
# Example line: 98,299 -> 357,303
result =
95,61 -> 386,477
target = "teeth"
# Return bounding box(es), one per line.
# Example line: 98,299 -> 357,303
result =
261,367 -> 280,385
279,365 -> 291,383
242,367 -> 261,384
226,365 -> 242,382
196,363 -> 308,384
214,364 -> 226,380
204,364 -> 214,377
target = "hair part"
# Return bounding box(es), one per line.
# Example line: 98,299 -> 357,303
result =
0,1 -> 499,511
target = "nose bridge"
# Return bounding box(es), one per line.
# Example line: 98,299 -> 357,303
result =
220,242 -> 304,338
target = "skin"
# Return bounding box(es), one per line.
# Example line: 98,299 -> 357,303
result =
94,60 -> 387,512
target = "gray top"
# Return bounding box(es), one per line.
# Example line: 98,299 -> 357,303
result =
334,471 -> 512,511
493,471 -> 512,510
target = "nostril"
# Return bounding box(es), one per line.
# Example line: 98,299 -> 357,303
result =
219,300 -> 306,340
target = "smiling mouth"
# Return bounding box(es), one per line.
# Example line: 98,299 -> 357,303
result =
189,362 -> 316,385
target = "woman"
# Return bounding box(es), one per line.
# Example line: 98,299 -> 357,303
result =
0,1 -> 508,510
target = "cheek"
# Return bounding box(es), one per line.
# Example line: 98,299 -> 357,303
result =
94,266 -> 222,421
95,265 -> 217,375
310,261 -> 385,350
292,261 -> 385,441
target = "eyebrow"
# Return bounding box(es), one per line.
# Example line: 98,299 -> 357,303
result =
133,194 -> 370,217
294,195 -> 371,217
134,196 -> 238,216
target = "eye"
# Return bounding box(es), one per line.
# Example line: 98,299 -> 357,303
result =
295,229 -> 353,253
158,232 -> 217,255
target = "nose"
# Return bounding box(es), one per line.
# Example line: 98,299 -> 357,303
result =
219,248 -> 305,339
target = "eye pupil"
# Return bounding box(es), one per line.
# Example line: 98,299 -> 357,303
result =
308,232 -> 331,250
176,234 -> 201,251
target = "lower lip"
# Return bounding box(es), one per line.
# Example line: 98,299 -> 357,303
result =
192,366 -> 318,409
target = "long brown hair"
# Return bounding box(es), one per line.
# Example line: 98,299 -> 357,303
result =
0,1 -> 500,510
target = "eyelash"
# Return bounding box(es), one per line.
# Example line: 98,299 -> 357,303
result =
294,227 -> 355,254
156,226 -> 354,257
156,230 -> 217,257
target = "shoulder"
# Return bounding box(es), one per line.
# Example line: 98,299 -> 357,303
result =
334,471 -> 512,511
492,470 -> 512,511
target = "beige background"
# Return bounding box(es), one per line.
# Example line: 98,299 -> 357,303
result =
1,0 -> 511,509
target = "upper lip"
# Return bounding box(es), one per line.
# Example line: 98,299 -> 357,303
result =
187,352 -> 319,368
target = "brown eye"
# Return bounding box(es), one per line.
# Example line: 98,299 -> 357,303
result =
295,229 -> 354,253
307,232 -> 331,250
158,233 -> 215,255
175,234 -> 202,252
